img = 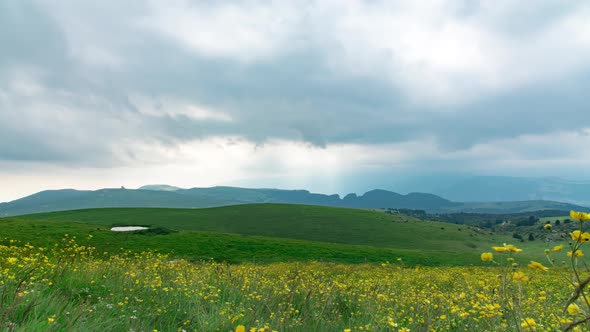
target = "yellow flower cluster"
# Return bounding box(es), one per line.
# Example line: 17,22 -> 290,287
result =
567,250 -> 584,258
569,230 -> 590,243
521,318 -> 536,329
570,210 -> 590,222
491,244 -> 522,253
567,303 -> 581,315
528,261 -> 549,272
512,271 -> 530,283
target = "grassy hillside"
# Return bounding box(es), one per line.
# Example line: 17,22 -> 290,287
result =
5,204 -> 554,264
0,218 -> 490,265
18,204 -> 505,249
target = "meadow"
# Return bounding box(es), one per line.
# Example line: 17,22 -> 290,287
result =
1,204 -> 587,331
1,235 -> 587,331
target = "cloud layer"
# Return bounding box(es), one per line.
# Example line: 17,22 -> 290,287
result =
2,0 -> 590,201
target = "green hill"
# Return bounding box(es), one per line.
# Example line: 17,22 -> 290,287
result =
14,204 -> 490,248
5,204 -> 552,265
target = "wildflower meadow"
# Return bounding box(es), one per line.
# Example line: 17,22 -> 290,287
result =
1,211 -> 590,331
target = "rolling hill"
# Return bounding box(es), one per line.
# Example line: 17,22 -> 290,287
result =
4,204 -> 550,265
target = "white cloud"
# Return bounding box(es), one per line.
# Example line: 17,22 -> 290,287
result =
68,45 -> 123,68
318,1 -> 590,104
141,0 -> 303,61
32,0 -> 590,105
130,94 -> 233,122
7,68 -> 47,96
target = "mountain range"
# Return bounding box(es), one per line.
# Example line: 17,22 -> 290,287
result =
1,183 -> 587,217
433,176 -> 590,206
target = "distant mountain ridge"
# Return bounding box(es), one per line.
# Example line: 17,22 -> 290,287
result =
435,176 -> 590,206
1,185 -> 588,217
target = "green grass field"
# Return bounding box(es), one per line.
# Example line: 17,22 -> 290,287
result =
2,204 -> 554,265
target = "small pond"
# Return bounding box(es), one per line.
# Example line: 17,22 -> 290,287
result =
110,226 -> 149,232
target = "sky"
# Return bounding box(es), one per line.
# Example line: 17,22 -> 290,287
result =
2,0 -> 590,202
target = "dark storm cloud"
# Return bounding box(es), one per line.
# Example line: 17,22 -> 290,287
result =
423,73 -> 590,151
0,1 -> 67,69
1,0 -> 590,168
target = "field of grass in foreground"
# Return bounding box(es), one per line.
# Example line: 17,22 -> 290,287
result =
1,235 -> 587,332
8,204 -> 554,264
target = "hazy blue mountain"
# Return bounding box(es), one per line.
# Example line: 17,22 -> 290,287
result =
339,189 -> 460,210
1,185 -> 588,217
0,188 -> 230,217
436,176 -> 590,205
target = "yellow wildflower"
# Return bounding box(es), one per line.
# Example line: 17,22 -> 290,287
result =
492,246 -> 507,253
553,245 -> 563,252
528,261 -> 549,272
505,244 -> 522,252
521,318 -> 536,328
388,317 -> 398,327
570,230 -> 590,242
568,303 -> 581,315
236,325 -> 246,332
513,271 -> 529,283
568,250 -> 584,258
570,210 -> 590,222
6,257 -> 18,264
480,252 -> 494,262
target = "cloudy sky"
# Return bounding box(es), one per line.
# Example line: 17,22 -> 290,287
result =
2,0 -> 590,202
